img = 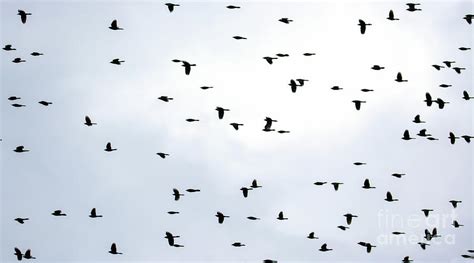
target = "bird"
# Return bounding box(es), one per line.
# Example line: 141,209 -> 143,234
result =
158,96 -> 173,102
3,44 -> 16,51
358,242 -> 376,253
296,79 -> 309,86
109,243 -> 122,255
417,129 -> 431,137
421,209 -> 433,217
392,231 -> 405,235
361,89 -> 374,92
186,118 -> 199,122
110,59 -> 124,65
452,220 -> 464,228
354,162 -> 366,166
181,61 -> 196,75
14,248 -> 22,261
307,232 -> 318,239
413,115 -> 425,123
277,211 -> 288,220
230,123 -> 243,130
314,181 -> 327,186
352,100 -> 366,110
279,18 -> 293,24
264,117 -> 277,130
104,142 -> 117,152
165,3 -> 180,12
434,98 -> 449,109
13,146 -> 29,153
424,92 -> 433,106
263,56 -> 278,64
51,210 -> 66,216
167,211 -> 180,215
31,52 -> 43,56
385,191 -> 398,202
331,86 -> 343,90
331,182 -> 343,191
392,173 -> 405,178
186,188 -> 200,193
362,179 -> 375,189
216,212 -> 229,224
109,20 -> 123,30
453,67 -> 465,74
303,52 -> 316,56
84,116 -> 97,126
247,216 -> 260,220
89,208 -> 103,218
418,242 -> 430,250
172,188 -> 183,201
448,132 -> 459,144
402,256 -> 413,263
288,79 -> 300,93
462,255 -> 474,259
200,86 -> 213,90
344,213 -> 358,225
371,65 -> 384,70
233,36 -> 247,40
461,135 -> 474,143
14,218 -> 29,224
387,10 -> 399,20
240,187 -> 252,198
358,19 -> 371,34
462,90 -> 474,100
463,14 -> 473,24
449,200 -> 462,208
406,3 -> 422,12
12,58 -> 26,63
250,179 -> 262,189
439,84 -> 452,88
156,152 -> 170,159
216,107 -> 230,119
443,61 -> 455,68
17,10 -> 31,24
23,249 -> 35,259
232,242 -> 246,247
276,53 -> 289,57
226,5 -> 240,9
338,225 -> 349,231
38,101 -> 52,106
278,130 -> 290,134
165,232 -> 179,246
402,130 -> 415,140
319,243 -> 333,252
432,64 -> 445,70
395,72 -> 407,82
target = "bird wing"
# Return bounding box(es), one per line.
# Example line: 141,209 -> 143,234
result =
111,20 -> 117,28
389,10 -> 394,18
111,243 -> 117,253
91,208 -> 96,216
387,192 -> 393,200
85,116 -> 91,124
363,179 -> 370,188
21,13 -> 27,24
106,142 -> 112,150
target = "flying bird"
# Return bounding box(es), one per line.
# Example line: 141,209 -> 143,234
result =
226,5 -> 240,9
432,64 -> 445,70
250,179 -> 262,188
449,200 -> 462,208
395,72 -> 407,82
12,58 -> 26,63
216,107 -> 230,119
461,135 -> 474,143
463,14 -> 473,24
279,18 -> 293,24
38,101 -> 52,106
89,208 -> 103,218
186,118 -> 199,122
13,146 -> 29,153
453,67 -> 465,74
14,218 -> 29,224
3,44 -> 16,51
303,52 -> 316,56
443,61 -> 455,68
173,188 -> 183,201
263,56 -> 278,64
385,191 -> 398,202
452,220 -> 464,228
158,96 -> 173,102
240,187 -> 252,198
230,123 -> 243,130
406,3 -> 422,12
233,36 -> 247,40
165,232 -> 180,246
23,249 -> 35,259
371,65 -> 384,70
104,142 -> 117,152
358,242 -> 376,253
387,10 -> 399,20
181,61 -> 196,75
277,211 -> 288,220
84,116 -> 97,126
232,242 -> 246,247
109,20 -> 123,30
165,3 -> 180,12
362,179 -> 375,189
358,19 -> 371,34
216,212 -> 229,224
186,188 -> 200,193
17,10 -> 31,24
421,209 -> 433,217
307,232 -> 318,239
51,210 -> 67,216
344,213 -> 358,225
413,115 -> 425,123
14,248 -> 22,261
402,130 -> 415,140
462,90 -> 474,100
247,216 -> 260,220
331,182 -> 343,191
352,100 -> 366,110
109,243 -> 122,255
157,152 -> 170,159
30,52 -> 43,56
110,59 -> 124,65
448,132 -> 459,144
319,243 -> 333,252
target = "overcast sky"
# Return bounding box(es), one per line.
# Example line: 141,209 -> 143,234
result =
1,0 -> 473,262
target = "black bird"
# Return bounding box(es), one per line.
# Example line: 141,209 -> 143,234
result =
439,84 -> 452,88
352,100 -> 366,110
371,65 -> 384,70
173,244 -> 184,248
247,216 -> 260,220
31,52 -> 43,56
392,173 -> 405,178
361,89 -> 374,92
289,79 -> 300,93
230,123 -> 243,130
240,187 -> 252,198
463,14 -> 473,24
263,56 -> 278,64
14,248 -> 22,261
109,20 -> 123,30
417,129 -> 431,137
462,255 -> 474,259
51,210 -> 66,216
338,225 -> 349,231
319,243 -> 333,252
385,191 -> 398,202
462,90 -> 474,100
165,232 -> 179,246
216,212 -> 229,224
277,211 -> 288,220
461,135 -> 474,143
449,200 -> 462,208
278,130 -> 290,134
186,118 -> 199,123
418,242 -> 429,250
226,5 -> 240,9
358,242 -> 376,253
3,44 -> 16,51
168,211 -> 180,215
402,256 -> 413,263
279,18 -> 293,24
354,162 -> 366,166
157,152 -> 170,159
306,232 -> 318,239
331,86 -> 343,90
387,10 -> 399,20
331,182 -> 343,191
392,231 -> 405,235
303,52 -> 316,56
362,179 -> 375,189
181,61 -> 196,75
38,101 -> 52,106
314,181 -> 327,186
12,58 -> 26,63
104,142 -> 117,152
434,98 -> 449,109
264,117 -> 277,130
432,64 -> 445,70
23,249 -> 35,259
406,3 -> 421,12
165,3 -> 180,12
110,59 -> 124,65
232,242 -> 245,247
200,86 -> 213,90
157,96 -> 173,102
459,47 -> 470,50
424,92 -> 433,106
358,19 -> 371,34
413,115 -> 425,123
186,188 -> 200,193
216,107 -> 230,119
17,10 -> 31,24
173,188 -> 183,201
250,179 -> 262,189
402,130 -> 415,140
89,208 -> 103,218
443,61 -> 455,68
14,218 -> 29,224
233,36 -> 247,40
109,243 -> 122,255
452,220 -> 464,228
84,116 -> 97,126
296,78 -> 309,86
344,213 -> 358,225
448,132 -> 459,144
13,146 -> 29,153
276,53 -> 289,57
395,72 -> 407,82
453,67 -> 465,74
421,209 -> 433,217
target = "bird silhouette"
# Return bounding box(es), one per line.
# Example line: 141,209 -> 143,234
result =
463,14 -> 473,24
289,79 -> 300,93
406,3 -> 422,12
264,117 -> 277,130
418,242 -> 430,250
89,208 -> 103,218
402,130 -> 415,140
453,67 -> 465,74
250,179 -> 262,189
173,188 -> 183,201
104,142 -> 117,152
109,243 -> 122,254
3,44 -> 16,51
31,52 -> 43,56
167,211 -> 180,215
387,10 -> 399,20
14,248 -> 22,261
449,200 -> 462,208
279,18 -> 293,24
226,5 -> 240,9
230,123 -> 243,130
14,218 -> 29,224
277,211 -> 288,220
157,152 -> 170,159
371,65 -> 385,70
424,92 -> 434,106
358,19 -> 372,34
232,242 -> 245,247
461,135 -> 474,143
434,98 -> 449,109
158,96 -> 173,102
448,132 -> 459,144
51,210 -> 66,216
319,243 -> 333,252
439,84 -> 452,88
432,64 -> 445,70
240,187 -> 252,198
23,249 -> 35,259
307,232 -> 318,239
13,146 -> 29,153
233,36 -> 247,40
452,220 -> 464,228
181,61 -> 196,75
417,129 -> 431,137
361,89 -> 374,92
186,188 -> 200,193
358,242 -> 376,253
391,173 -> 405,178
421,209 -> 433,217
338,225 -> 349,231
110,59 -> 124,65
443,61 -> 455,68
331,86 -> 343,90
38,101 -> 52,106
385,191 -> 398,202
186,118 -> 199,122
362,179 -> 375,189
344,213 -> 358,225
216,107 -> 230,119
462,90 -> 474,100
352,100 -> 366,110
354,162 -> 366,166
216,212 -> 229,224
303,52 -> 316,56
165,3 -> 180,12
165,232 -> 180,246
392,231 -> 405,235
17,10 -> 31,24
263,56 -> 278,64
314,181 -> 327,186
109,20 -> 123,30
276,53 -> 289,57
395,72 -> 407,82
413,115 -> 425,123
84,116 -> 97,126
247,216 -> 260,220
402,256 -> 413,263
12,58 -> 26,63
331,182 -> 343,191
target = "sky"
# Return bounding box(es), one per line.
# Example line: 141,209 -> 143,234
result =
1,0 -> 473,262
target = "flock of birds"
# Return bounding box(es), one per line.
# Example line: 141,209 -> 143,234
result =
3,2 -> 473,262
